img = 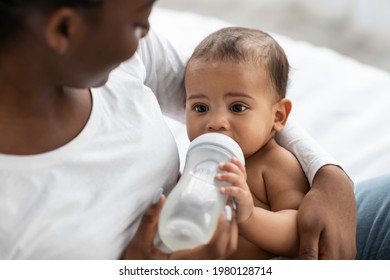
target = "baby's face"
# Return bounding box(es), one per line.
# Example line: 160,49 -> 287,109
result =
185,60 -> 280,158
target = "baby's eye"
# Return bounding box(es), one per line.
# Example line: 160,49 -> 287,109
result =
230,104 -> 248,113
193,104 -> 209,113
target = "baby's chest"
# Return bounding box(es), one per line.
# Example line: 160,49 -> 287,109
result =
247,170 -> 270,210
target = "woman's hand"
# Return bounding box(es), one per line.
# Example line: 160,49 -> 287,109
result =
122,195 -> 238,260
297,165 -> 357,259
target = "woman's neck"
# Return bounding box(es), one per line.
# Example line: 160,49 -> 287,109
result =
0,84 -> 92,155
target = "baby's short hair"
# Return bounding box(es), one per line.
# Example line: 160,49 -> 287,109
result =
188,27 -> 290,98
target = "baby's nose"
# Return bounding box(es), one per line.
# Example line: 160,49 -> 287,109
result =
207,114 -> 230,131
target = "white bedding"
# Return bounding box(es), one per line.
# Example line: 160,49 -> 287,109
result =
150,7 -> 390,183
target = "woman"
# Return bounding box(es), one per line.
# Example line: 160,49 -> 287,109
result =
0,0 -> 387,259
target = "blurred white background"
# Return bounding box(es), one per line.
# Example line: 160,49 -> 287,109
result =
156,0 -> 390,73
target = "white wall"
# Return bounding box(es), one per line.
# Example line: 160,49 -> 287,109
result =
157,0 -> 390,72
352,0 -> 390,36
298,0 -> 390,36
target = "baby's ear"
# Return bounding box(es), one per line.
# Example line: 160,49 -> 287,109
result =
273,98 -> 292,132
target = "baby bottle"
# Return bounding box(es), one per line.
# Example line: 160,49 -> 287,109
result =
158,132 -> 245,251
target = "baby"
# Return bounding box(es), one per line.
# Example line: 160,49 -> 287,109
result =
184,27 -> 310,259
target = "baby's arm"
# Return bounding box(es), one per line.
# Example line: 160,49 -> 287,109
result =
218,149 -> 310,258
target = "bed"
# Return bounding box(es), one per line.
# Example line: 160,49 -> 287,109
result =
150,7 -> 390,184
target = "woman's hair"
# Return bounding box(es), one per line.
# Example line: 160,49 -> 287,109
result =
188,27 -> 290,99
0,0 -> 102,48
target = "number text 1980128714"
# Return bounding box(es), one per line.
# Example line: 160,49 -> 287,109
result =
212,266 -> 272,276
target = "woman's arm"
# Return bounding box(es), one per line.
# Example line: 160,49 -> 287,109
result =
275,119 -> 356,259
274,118 -> 341,184
137,28 -> 188,122
297,165 -> 356,259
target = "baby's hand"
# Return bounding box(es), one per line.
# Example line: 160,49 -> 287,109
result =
216,157 -> 254,224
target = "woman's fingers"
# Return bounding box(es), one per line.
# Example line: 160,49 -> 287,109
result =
122,191 -> 166,259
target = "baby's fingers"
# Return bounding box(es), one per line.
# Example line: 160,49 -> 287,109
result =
218,158 -> 246,178
220,186 -> 241,197
230,157 -> 246,175
216,171 -> 244,187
